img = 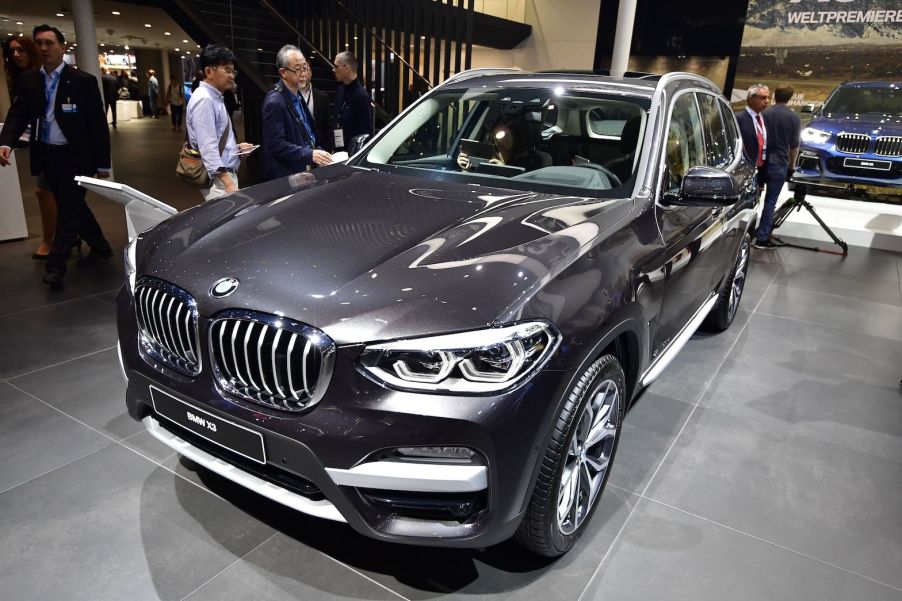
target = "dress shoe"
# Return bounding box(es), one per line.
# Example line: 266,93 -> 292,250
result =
76,247 -> 114,267
42,270 -> 65,289
32,252 -> 49,260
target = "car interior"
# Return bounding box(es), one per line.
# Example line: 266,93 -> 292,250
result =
366,88 -> 650,193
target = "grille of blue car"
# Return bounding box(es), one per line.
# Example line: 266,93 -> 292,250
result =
836,133 -> 870,154
875,136 -> 902,158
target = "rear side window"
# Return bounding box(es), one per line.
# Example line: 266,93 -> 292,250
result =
718,99 -> 739,163
664,92 -> 706,192
697,93 -> 731,168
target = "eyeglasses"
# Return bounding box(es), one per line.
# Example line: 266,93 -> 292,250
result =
216,66 -> 238,77
282,65 -> 311,74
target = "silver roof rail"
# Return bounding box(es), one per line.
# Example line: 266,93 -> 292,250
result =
442,67 -> 522,86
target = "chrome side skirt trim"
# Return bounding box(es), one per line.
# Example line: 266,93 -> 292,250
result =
141,416 -> 346,522
326,462 -> 488,493
640,293 -> 718,387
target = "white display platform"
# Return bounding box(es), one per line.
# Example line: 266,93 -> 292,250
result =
75,176 -> 176,240
0,128 -> 29,241
110,100 -> 138,123
773,183 -> 902,252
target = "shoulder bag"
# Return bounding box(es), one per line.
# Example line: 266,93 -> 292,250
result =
176,124 -> 230,187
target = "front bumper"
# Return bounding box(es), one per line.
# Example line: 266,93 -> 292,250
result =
795,144 -> 902,190
117,288 -> 572,548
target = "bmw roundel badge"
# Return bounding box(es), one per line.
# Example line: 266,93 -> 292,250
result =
210,277 -> 240,298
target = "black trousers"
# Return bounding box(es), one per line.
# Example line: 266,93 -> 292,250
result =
39,145 -> 110,275
105,98 -> 117,125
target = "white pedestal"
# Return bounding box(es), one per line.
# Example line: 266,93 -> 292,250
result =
0,146 -> 29,241
773,183 -> 902,252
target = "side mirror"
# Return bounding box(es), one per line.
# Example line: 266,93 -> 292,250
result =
347,133 -> 372,155
801,104 -> 816,114
665,166 -> 740,207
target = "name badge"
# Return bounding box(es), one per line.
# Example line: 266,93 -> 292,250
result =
333,128 -> 345,149
61,103 -> 78,113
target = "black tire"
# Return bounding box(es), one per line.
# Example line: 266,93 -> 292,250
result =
703,232 -> 751,332
516,354 -> 626,557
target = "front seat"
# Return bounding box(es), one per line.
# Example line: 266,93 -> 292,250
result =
604,115 -> 642,184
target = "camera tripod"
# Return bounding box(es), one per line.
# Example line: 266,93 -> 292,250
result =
770,184 -> 849,257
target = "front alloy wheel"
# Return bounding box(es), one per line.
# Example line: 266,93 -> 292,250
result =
703,233 -> 751,332
516,354 -> 625,557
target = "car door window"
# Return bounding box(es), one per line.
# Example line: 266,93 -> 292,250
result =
718,99 -> 738,163
697,93 -> 731,168
664,92 -> 706,192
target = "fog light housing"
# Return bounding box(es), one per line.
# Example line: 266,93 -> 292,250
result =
396,446 -> 476,461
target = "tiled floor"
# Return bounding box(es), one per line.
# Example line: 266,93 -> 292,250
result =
1,117 -> 901,600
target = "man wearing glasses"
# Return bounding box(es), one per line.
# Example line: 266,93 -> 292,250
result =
185,44 -> 254,200
331,51 -> 373,150
261,45 -> 333,182
297,60 -> 334,152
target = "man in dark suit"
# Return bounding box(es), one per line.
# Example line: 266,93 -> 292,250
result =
0,25 -> 113,289
331,51 -> 373,150
101,68 -> 118,129
735,84 -> 770,188
261,45 -> 333,182
298,61 -> 334,152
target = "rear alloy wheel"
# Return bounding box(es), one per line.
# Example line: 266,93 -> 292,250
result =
703,233 -> 751,332
516,354 -> 625,557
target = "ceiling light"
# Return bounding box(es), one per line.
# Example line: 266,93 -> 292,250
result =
256,47 -> 262,51
124,44 -> 129,50
174,47 -> 179,51
182,39 -> 188,43
16,21 -> 23,25
56,13 -> 64,17
112,11 -> 120,15
181,55 -> 185,59
144,23 -> 151,28
100,43 -> 105,47
164,32 -> 171,35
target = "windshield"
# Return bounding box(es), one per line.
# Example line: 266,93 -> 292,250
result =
823,86 -> 901,117
361,86 -> 651,196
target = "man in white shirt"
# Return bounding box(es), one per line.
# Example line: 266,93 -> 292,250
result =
186,44 -> 254,201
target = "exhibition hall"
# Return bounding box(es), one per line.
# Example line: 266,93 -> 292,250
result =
0,0 -> 899,599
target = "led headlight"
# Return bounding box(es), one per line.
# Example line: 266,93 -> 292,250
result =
800,127 -> 831,144
358,321 -> 560,393
123,237 -> 138,293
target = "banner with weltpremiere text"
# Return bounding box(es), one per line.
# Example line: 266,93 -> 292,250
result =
733,0 -> 901,109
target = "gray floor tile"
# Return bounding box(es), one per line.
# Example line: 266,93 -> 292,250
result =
10,347 -> 140,440
701,313 -> 902,463
609,392 -> 695,494
119,430 -> 178,464
0,298 -> 117,380
777,244 -> 902,283
745,256 -> 783,283
757,284 -> 902,342
773,261 -> 902,306
0,444 -> 277,601
187,533 -> 404,601
644,405 -> 902,590
582,499 -> 902,601
0,382 -> 113,493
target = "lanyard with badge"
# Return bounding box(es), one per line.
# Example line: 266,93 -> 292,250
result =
334,92 -> 347,149
36,72 -> 61,142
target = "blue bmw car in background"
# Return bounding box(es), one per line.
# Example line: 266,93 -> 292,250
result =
794,81 -> 901,195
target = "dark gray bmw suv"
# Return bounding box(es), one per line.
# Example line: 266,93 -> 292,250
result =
117,69 -> 758,556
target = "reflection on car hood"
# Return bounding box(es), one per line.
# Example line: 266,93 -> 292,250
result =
139,165 -> 632,343
813,114 -> 902,131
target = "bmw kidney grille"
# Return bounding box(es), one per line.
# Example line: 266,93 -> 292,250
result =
209,311 -> 335,412
134,278 -> 201,376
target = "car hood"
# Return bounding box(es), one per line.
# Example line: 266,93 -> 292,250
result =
811,114 -> 902,133
138,165 -> 633,344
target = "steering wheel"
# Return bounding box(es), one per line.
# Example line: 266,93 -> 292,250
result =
573,162 -> 622,187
